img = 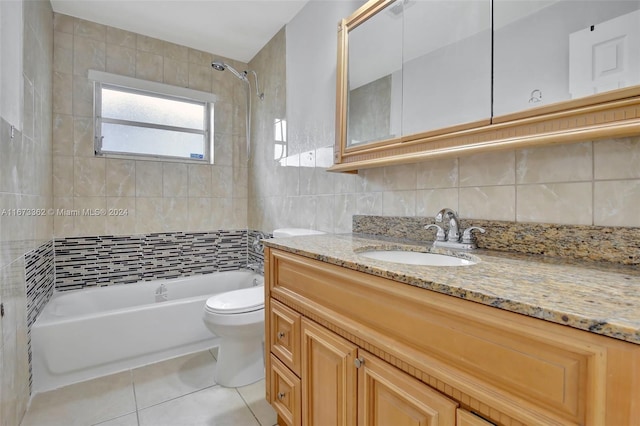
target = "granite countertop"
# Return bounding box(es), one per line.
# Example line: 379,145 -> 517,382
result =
263,233 -> 640,345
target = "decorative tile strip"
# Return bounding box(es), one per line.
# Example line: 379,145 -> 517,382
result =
54,230 -> 260,291
353,215 -> 640,265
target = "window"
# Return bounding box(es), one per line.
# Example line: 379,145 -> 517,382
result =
90,70 -> 215,162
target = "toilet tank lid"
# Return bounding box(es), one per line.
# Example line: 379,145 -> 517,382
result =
272,228 -> 326,238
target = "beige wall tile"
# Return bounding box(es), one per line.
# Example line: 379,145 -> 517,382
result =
459,186 -> 516,221
231,198 -> 248,229
459,150 -> 515,187
189,64 -> 213,92
334,194 -> 356,233
416,158 -> 458,189
135,51 -> 163,82
73,117 -> 94,157
416,188 -> 459,216
53,72 -> 72,115
53,13 -> 74,34
163,59 -> 189,87
53,156 -> 74,197
188,164 -> 212,197
211,197 -> 234,229
106,27 -> 136,48
517,183 -> 592,225
163,163 -> 188,197
54,30 -> 73,49
594,180 -> 640,227
382,190 -> 416,216
384,164 -> 417,191
106,45 -> 136,77
135,161 -> 163,197
106,159 -> 136,197
53,44 -> 73,74
73,196 -> 106,236
516,142 -> 592,184
53,198 -> 74,236
232,166 -> 248,199
52,113 -> 74,156
188,198 -> 214,231
72,76 -> 93,117
214,133 -> 233,166
74,18 -> 106,42
73,36 -> 105,76
594,137 -> 640,180
163,42 -> 189,62
135,197 -> 163,233
74,157 -> 105,197
137,35 -> 164,55
315,195 -> 334,232
162,197 -> 188,231
106,197 -> 136,235
188,49 -> 213,66
356,193 -> 383,216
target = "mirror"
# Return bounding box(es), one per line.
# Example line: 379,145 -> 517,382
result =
493,0 -> 640,117
332,0 -> 640,172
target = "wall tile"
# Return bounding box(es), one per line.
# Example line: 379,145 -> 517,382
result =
74,18 -> 106,42
72,76 -> 93,117
188,64 -> 212,92
162,163 -> 188,197
162,197 -> 188,232
53,13 -> 74,34
106,45 -> 136,77
106,27 -> 136,48
516,142 -> 592,184
334,194 -> 356,233
73,36 -> 106,76
163,42 -> 189,62
106,159 -> 136,197
382,190 -> 416,216
188,164 -> 212,197
416,158 -> 458,189
594,180 -> 640,227
52,113 -> 73,156
73,196 -> 106,236
459,150 -> 515,187
74,157 -> 105,197
106,197 -> 136,235
416,188 -> 459,216
188,49 -> 213,66
53,156 -> 74,197
517,183 -> 592,225
163,58 -> 189,87
52,72 -> 72,115
188,198 -> 214,231
73,117 -> 94,157
135,51 -> 163,82
135,197 -> 163,233
135,161 -> 163,197
459,186 -> 516,221
137,35 -> 164,55
356,192 -> 383,216
594,137 -> 640,180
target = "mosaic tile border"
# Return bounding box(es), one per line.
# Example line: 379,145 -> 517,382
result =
353,215 -> 640,265
54,230 -> 254,291
25,240 -> 55,392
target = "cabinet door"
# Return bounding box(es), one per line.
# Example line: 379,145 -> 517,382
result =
358,350 -> 458,426
301,318 -> 358,426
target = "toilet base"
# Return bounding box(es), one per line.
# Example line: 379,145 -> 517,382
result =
214,337 -> 264,387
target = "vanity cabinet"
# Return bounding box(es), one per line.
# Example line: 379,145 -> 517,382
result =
265,247 -> 640,426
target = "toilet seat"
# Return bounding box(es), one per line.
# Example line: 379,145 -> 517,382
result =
205,286 -> 264,314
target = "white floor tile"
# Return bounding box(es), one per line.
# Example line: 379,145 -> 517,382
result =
236,380 -> 277,426
20,371 -> 136,426
137,386 -> 260,426
92,412 -> 139,426
132,351 -> 217,409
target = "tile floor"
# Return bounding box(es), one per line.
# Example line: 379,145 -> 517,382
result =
20,349 -> 277,426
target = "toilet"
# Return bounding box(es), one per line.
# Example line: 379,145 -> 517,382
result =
202,228 -> 325,387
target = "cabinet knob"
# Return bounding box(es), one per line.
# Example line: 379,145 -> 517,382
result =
277,331 -> 285,339
277,392 -> 286,400
354,357 -> 365,368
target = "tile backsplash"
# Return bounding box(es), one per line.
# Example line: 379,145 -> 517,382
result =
54,230 -> 252,290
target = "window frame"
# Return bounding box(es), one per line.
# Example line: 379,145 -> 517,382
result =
89,70 -> 216,163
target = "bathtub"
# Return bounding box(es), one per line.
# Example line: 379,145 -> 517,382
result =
31,269 -> 263,393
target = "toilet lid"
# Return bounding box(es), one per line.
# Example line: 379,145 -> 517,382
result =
205,286 -> 264,314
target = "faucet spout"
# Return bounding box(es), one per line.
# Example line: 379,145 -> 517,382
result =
435,208 -> 461,242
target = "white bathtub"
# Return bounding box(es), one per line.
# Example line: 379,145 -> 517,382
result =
31,270 -> 263,393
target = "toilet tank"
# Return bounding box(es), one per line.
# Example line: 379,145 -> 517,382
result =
272,228 -> 326,238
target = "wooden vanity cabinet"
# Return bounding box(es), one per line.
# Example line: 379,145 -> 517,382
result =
264,247 -> 640,426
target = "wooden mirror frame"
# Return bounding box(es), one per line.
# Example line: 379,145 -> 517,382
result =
330,0 -> 640,173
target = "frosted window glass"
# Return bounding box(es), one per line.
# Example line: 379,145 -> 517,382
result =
102,123 -> 206,159
102,87 -> 204,129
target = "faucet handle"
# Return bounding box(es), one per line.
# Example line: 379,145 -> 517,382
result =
425,224 -> 446,242
461,226 -> 486,244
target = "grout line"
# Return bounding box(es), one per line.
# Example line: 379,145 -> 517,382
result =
130,369 -> 141,426
235,386 -> 263,426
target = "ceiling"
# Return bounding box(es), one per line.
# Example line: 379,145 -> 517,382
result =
50,0 -> 310,63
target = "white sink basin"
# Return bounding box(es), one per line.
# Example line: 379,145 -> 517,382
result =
358,250 -> 476,266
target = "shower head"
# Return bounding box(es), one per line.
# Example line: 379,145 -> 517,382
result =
211,60 -> 248,82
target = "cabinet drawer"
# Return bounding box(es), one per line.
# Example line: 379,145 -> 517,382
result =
270,299 -> 301,375
456,409 -> 494,426
270,354 -> 301,426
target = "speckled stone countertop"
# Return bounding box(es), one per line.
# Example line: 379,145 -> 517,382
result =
263,233 -> 640,345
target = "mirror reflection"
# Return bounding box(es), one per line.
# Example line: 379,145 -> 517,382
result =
402,0 -> 491,135
347,3 -> 403,147
493,0 -> 640,117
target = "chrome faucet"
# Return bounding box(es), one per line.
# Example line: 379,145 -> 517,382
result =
435,208 -> 461,243
425,208 -> 485,250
